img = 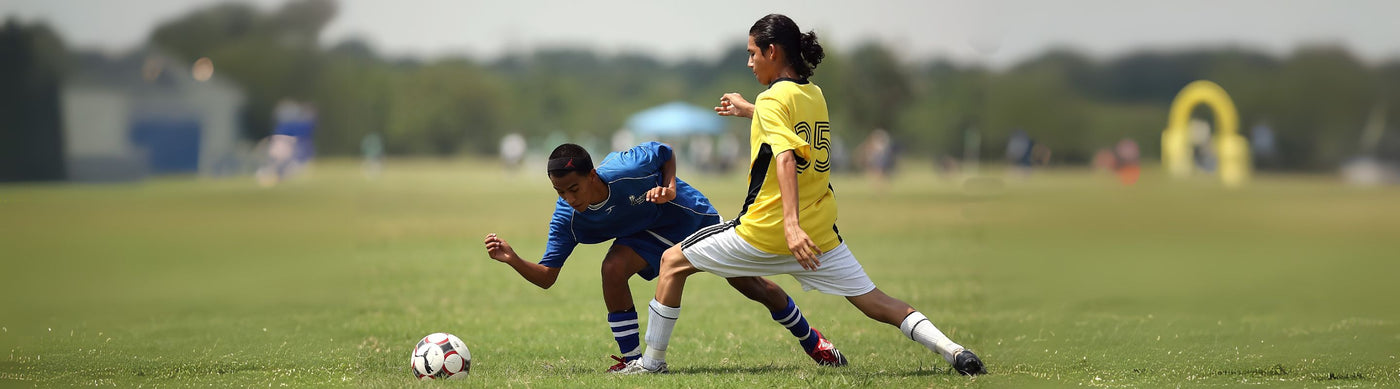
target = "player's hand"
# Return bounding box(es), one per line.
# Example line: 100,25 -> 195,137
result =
645,186 -> 675,204
714,93 -> 754,118
483,233 -> 517,263
785,226 -> 822,270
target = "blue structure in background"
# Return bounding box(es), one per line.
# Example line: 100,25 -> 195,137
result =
129,117 -> 202,174
58,49 -> 245,182
625,102 -> 724,137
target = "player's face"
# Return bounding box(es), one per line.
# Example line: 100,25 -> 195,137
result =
747,35 -> 776,85
549,171 -> 599,212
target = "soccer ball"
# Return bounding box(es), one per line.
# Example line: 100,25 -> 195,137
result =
410,332 -> 471,380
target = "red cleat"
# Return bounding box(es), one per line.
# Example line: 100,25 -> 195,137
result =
807,329 -> 848,367
607,355 -> 629,372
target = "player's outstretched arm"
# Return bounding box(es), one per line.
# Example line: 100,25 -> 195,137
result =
775,151 -> 822,270
484,233 -> 561,289
715,92 -> 754,118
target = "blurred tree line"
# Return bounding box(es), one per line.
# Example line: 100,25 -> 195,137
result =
9,0 -> 1400,171
0,19 -> 67,181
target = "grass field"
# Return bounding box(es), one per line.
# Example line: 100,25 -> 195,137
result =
2,159 -> 1398,387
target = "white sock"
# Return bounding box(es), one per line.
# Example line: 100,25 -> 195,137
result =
640,299 -> 680,370
900,311 -> 963,365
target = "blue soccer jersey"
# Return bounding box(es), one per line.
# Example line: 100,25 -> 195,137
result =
539,142 -> 721,280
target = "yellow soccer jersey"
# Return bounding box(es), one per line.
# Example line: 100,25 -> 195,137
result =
734,79 -> 842,255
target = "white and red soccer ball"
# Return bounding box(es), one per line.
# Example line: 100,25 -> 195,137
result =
410,333 -> 471,380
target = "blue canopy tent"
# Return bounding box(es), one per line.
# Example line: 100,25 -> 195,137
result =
622,101 -> 736,172
624,102 -> 725,136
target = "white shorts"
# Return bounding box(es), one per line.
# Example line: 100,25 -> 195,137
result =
680,221 -> 877,297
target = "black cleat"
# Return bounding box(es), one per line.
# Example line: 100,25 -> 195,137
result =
952,350 -> 987,376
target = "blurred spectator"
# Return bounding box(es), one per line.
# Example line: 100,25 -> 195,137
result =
1092,149 -> 1117,172
256,99 -> 317,186
856,129 -> 895,185
1006,130 -> 1053,180
276,100 -> 317,166
1189,119 -> 1217,173
1250,122 -> 1277,162
934,155 -> 962,182
1114,139 -> 1141,185
1092,138 -> 1140,185
500,133 -> 527,171
716,133 -> 741,172
1006,129 -> 1034,167
256,134 -> 295,187
688,135 -> 714,171
361,132 -> 383,179
1031,144 -> 1053,166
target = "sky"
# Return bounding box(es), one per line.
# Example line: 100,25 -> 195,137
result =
4,0 -> 1400,68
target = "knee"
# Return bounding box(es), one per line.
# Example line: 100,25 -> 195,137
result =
660,245 -> 685,266
600,255 -> 632,284
658,247 -> 697,280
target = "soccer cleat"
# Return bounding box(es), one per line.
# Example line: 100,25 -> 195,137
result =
806,329 -> 848,367
952,349 -> 987,376
611,359 -> 668,374
606,355 -> 629,373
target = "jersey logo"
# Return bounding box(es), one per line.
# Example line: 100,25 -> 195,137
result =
605,205 -> 616,214
628,195 -> 647,206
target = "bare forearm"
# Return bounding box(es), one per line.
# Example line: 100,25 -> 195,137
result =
662,154 -> 678,192
505,255 -> 558,289
776,151 -> 801,228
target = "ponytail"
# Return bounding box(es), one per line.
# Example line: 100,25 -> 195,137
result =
799,30 -> 825,72
750,14 -> 824,79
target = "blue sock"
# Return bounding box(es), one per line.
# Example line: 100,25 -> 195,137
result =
771,297 -> 818,352
608,308 -> 642,361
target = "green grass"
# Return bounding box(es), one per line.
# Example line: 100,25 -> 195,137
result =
2,160 -> 1398,387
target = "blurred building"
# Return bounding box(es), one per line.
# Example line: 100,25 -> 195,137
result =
59,49 -> 243,182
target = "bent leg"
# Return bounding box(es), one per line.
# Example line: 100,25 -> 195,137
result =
601,244 -> 649,365
601,244 -> 649,312
725,276 -> 789,311
653,245 -> 701,307
728,277 -> 844,363
638,245 -> 701,371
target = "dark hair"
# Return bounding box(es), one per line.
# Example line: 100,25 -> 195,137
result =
547,143 -> 593,177
750,14 -> 825,79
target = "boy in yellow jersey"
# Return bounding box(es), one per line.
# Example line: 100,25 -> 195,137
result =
616,14 -> 986,376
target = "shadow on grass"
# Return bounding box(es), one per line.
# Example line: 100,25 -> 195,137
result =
895,367 -> 961,377
1214,364 -> 1368,382
669,365 -> 801,375
1215,363 -> 1289,377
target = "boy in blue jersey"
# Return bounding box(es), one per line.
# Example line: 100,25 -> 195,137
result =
484,142 -> 847,372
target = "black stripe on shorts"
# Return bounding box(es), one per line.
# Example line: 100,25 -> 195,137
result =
680,219 -> 738,249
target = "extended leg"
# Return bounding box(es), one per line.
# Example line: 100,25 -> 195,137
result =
847,288 -> 985,375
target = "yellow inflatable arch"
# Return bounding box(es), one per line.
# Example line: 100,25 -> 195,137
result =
1161,80 -> 1251,187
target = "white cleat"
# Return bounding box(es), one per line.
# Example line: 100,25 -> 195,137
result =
611,359 -> 668,375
